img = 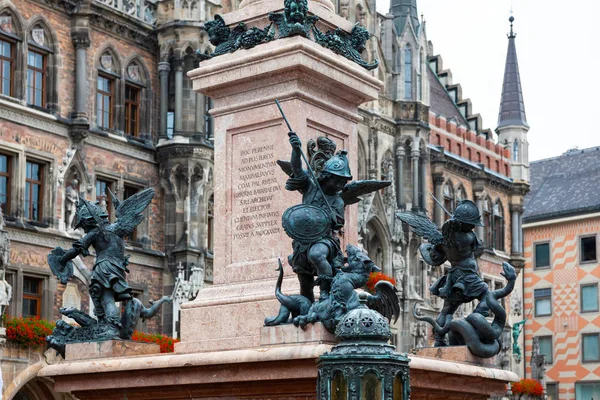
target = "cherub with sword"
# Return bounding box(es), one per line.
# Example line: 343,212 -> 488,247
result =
46,190 -> 171,355
397,195 -> 516,353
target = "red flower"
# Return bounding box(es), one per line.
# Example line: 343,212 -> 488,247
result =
5,317 -> 55,348
365,272 -> 397,293
131,330 -> 179,353
511,379 -> 543,396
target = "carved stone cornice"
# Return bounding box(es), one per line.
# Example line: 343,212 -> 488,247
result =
440,153 -> 514,194
86,134 -> 155,162
156,144 -> 214,162
89,7 -> 157,52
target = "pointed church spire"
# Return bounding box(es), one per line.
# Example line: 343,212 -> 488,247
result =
390,0 -> 419,35
497,15 -> 528,129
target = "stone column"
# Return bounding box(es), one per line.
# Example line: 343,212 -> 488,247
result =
511,206 -> 519,254
173,58 -> 183,136
411,148 -> 420,212
395,146 -> 404,208
158,62 -> 171,140
72,35 -> 90,121
420,154 -> 427,211
195,93 -> 205,138
518,211 -> 524,253
475,193 -> 485,241
433,174 -> 444,227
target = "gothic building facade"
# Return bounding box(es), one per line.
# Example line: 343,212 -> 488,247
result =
0,0 -> 530,395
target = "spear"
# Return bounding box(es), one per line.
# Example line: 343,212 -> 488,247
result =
275,99 -> 337,224
429,191 -> 452,218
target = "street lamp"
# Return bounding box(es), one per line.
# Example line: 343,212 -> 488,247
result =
317,298 -> 410,399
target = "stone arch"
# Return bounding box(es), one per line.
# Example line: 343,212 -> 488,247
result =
365,213 -> 392,276
456,184 -> 467,202
442,179 -> 455,215
3,363 -> 45,400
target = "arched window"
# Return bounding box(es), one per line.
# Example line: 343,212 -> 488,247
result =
443,181 -> 454,218
404,46 -> 412,100
513,139 -> 519,162
96,49 -> 120,130
26,22 -> 58,111
493,200 -> 504,251
483,198 -> 493,246
0,10 -> 20,98
124,59 -> 151,138
456,185 -> 467,203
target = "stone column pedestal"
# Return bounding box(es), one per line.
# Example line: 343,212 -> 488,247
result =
179,33 -> 382,353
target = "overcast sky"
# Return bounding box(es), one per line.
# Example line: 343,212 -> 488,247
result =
375,0 -> 600,161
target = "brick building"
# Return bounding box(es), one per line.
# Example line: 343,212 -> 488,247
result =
0,0 -> 532,396
523,147 -> 600,400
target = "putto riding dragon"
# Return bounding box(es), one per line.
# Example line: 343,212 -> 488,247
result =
264,101 -> 399,333
46,189 -> 171,356
397,199 -> 516,358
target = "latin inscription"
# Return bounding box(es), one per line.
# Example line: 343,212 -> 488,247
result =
232,144 -> 282,240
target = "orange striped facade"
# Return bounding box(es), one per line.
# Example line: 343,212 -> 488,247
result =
524,215 -> 600,400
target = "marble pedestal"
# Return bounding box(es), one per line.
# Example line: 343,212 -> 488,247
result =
178,8 -> 383,353
412,345 -> 498,367
64,340 -> 161,361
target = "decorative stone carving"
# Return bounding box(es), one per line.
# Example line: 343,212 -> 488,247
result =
101,54 -> 114,71
412,321 -> 427,348
0,208 -> 11,322
392,245 -> 405,298
65,179 -> 80,232
0,15 -> 13,34
61,283 -> 82,324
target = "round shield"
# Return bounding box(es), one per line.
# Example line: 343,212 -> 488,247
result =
282,204 -> 332,244
48,247 -> 74,285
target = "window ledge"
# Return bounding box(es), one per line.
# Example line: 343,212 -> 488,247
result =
0,95 -> 58,122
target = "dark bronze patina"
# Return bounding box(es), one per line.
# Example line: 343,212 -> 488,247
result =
264,101 -> 396,333
46,189 -> 171,356
397,201 -> 516,358
197,0 -> 378,70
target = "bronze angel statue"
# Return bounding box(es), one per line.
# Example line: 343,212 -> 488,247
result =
277,132 -> 390,303
46,189 -> 171,356
396,200 -> 517,358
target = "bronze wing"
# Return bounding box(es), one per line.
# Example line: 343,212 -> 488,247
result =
111,188 -> 155,237
367,281 -> 400,324
396,211 -> 444,245
341,180 -> 391,205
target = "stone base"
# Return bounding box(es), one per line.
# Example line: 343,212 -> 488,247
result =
64,340 -> 160,361
260,322 -> 337,347
412,345 -> 497,367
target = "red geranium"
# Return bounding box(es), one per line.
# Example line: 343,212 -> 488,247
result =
5,317 -> 55,348
511,379 -> 544,397
366,272 -> 396,293
131,331 -> 180,353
